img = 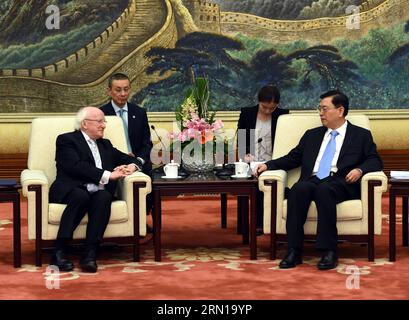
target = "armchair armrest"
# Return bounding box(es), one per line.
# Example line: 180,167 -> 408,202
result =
119,172 -> 152,237
121,172 -> 152,201
360,171 -> 388,239
258,169 -> 287,193
361,171 -> 388,195
20,169 -> 49,197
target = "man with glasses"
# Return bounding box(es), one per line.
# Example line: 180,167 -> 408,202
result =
255,90 -> 383,270
49,107 -> 141,273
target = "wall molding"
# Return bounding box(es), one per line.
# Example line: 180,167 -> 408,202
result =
1,109 -> 409,124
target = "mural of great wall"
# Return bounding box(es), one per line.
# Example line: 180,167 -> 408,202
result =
0,0 -> 409,112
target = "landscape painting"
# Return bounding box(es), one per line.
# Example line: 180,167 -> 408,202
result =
0,0 -> 408,112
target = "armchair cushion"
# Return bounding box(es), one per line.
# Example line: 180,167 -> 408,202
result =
48,201 -> 129,225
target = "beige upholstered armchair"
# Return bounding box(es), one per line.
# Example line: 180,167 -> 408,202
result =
259,114 -> 387,261
21,116 -> 151,266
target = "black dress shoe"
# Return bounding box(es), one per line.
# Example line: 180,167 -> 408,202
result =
50,249 -> 74,272
146,224 -> 153,234
317,251 -> 338,270
279,249 -> 302,269
256,228 -> 264,236
80,248 -> 98,273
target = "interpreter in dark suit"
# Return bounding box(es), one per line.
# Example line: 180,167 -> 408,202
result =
255,90 -> 383,270
49,107 -> 142,273
237,85 -> 289,233
100,73 -> 153,217
237,85 -> 289,162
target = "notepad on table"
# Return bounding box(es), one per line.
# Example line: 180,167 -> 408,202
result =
390,171 -> 409,179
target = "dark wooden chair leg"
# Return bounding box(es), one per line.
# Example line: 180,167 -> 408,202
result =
389,189 -> 396,262
133,182 -> 142,262
35,238 -> 42,267
271,233 -> 277,261
13,192 -> 21,268
403,197 -> 408,247
368,237 -> 374,262
237,197 -> 242,235
221,193 -> 227,229
239,196 -> 249,245
30,185 -> 43,267
367,181 -> 380,262
153,189 -> 161,262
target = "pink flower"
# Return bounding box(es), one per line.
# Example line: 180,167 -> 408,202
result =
178,131 -> 187,142
212,119 -> 224,131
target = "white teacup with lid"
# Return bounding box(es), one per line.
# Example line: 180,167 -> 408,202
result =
234,159 -> 249,177
163,160 -> 179,178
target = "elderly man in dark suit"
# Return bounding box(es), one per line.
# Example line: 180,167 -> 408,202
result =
256,90 -> 383,270
49,107 -> 141,273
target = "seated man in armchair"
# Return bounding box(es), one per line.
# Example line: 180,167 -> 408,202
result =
256,90 -> 383,270
49,107 -> 143,273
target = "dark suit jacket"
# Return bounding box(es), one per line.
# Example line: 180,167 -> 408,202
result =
49,130 -> 139,203
100,102 -> 152,172
237,105 -> 289,154
266,121 -> 383,198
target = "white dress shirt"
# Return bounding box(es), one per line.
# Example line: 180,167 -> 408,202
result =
81,131 -> 111,192
312,121 -> 348,175
112,101 -> 129,127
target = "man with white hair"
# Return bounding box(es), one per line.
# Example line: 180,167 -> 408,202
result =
49,107 -> 142,273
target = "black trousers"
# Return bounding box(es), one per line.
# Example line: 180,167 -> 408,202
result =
56,187 -> 113,246
286,175 -> 357,252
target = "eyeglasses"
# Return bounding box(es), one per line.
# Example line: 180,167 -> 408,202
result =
85,119 -> 107,124
317,106 -> 338,113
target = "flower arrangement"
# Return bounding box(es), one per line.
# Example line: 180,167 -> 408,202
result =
169,77 -> 226,172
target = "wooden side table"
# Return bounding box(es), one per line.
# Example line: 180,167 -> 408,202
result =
0,183 -> 21,268
389,178 -> 409,262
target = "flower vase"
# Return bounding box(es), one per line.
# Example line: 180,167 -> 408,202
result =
181,141 -> 215,173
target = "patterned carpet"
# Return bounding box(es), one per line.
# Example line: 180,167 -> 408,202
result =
0,196 -> 408,300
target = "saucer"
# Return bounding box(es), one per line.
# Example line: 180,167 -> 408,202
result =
161,176 -> 183,179
231,174 -> 252,179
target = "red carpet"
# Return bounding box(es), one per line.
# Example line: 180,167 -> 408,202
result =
0,196 -> 408,300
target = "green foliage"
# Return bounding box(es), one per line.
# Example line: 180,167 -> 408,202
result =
191,77 -> 211,119
227,34 -> 273,62
137,23 -> 409,110
0,0 -> 129,46
0,22 -> 106,68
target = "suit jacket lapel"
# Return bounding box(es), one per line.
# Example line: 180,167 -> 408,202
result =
74,130 -> 95,163
96,139 -> 108,169
249,106 -> 258,130
306,127 -> 327,174
337,121 -> 354,163
104,102 -> 116,116
127,103 -> 136,141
